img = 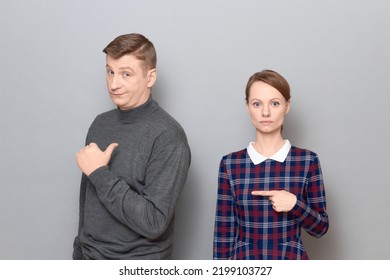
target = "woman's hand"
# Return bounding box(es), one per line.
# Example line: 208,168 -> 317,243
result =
252,190 -> 297,212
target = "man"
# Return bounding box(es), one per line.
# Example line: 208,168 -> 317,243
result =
73,33 -> 191,259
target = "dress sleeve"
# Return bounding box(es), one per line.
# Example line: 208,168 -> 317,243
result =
87,139 -> 191,240
213,157 -> 237,259
291,154 -> 329,237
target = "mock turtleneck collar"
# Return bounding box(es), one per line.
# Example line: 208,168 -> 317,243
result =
116,96 -> 158,124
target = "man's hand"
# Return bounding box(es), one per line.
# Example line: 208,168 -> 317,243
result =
75,142 -> 118,176
251,190 -> 297,212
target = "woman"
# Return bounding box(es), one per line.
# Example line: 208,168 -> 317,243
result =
213,70 -> 329,260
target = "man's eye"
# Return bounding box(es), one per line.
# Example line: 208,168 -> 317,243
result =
107,70 -> 114,76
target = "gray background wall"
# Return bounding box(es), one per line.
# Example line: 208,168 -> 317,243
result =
1,0 -> 389,260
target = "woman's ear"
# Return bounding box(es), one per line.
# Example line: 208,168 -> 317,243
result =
285,100 -> 291,115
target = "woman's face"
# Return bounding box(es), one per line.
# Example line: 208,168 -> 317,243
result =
247,81 -> 290,135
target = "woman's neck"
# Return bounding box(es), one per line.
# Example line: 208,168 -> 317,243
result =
253,132 -> 285,157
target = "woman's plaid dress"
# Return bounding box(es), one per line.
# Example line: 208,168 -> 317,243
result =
213,143 -> 329,259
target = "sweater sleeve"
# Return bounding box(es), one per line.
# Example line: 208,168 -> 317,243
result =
87,138 -> 191,240
73,169 -> 87,259
213,157 -> 237,259
291,155 -> 329,237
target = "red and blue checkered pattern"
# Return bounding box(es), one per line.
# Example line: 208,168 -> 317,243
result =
213,146 -> 329,260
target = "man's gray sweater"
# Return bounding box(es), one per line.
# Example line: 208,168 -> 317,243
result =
73,97 -> 191,259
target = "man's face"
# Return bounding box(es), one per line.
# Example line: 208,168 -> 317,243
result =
105,54 -> 156,110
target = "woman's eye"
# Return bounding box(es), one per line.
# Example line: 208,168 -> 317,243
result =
271,101 -> 280,107
253,102 -> 261,107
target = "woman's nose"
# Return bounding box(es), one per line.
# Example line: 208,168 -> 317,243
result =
262,105 -> 270,117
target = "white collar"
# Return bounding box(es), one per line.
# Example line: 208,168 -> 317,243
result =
247,140 -> 291,165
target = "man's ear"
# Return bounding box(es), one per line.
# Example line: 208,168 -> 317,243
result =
147,68 -> 157,88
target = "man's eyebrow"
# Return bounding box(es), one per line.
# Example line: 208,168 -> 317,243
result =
119,67 -> 134,71
105,65 -> 134,71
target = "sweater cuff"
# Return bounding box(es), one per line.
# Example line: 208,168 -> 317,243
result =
88,166 -> 110,184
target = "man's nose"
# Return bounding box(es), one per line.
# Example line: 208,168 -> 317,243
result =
109,75 -> 121,91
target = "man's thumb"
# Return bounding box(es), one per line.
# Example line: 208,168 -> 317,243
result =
105,143 -> 119,156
